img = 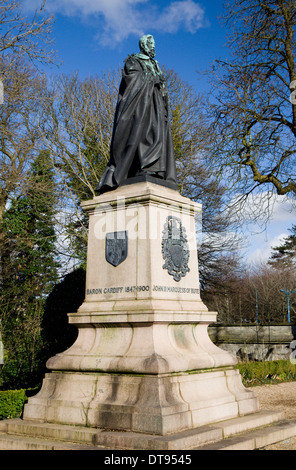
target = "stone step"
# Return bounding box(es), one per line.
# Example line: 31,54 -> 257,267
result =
0,410 -> 295,450
0,419 -> 100,446
0,419 -> 106,450
89,410 -> 286,450
0,433 -> 103,450
197,420 -> 296,450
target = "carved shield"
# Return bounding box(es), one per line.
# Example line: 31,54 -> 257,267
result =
162,216 -> 190,282
105,231 -> 128,267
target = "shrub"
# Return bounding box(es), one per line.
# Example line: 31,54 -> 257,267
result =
236,360 -> 296,386
0,389 -> 27,420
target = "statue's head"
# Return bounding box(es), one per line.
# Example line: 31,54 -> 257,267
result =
139,34 -> 155,58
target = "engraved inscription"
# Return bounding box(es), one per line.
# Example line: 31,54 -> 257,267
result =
152,285 -> 199,294
86,285 -> 199,296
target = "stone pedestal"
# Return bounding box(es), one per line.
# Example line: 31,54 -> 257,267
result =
23,182 -> 258,436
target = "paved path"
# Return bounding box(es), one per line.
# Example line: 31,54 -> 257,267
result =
253,382 -> 296,450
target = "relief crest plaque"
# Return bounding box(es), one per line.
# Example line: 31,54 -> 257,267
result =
105,231 -> 128,267
161,216 -> 190,282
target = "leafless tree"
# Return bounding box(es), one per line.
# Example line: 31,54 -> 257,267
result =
0,0 -> 56,219
206,261 -> 296,324
206,0 -> 296,216
38,71 -> 119,264
0,55 -> 47,222
0,0 -> 55,68
40,68 -> 245,283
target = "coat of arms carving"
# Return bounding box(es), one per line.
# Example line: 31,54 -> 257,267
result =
105,231 -> 128,267
161,216 -> 190,282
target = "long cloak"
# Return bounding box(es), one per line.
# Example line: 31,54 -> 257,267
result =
96,53 -> 177,194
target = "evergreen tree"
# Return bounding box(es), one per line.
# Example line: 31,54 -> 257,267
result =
269,225 -> 296,270
0,150 -> 59,389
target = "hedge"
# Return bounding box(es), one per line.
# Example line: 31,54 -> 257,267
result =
0,389 -> 28,420
236,360 -> 296,386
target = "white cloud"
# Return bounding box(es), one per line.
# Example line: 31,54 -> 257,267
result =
23,0 -> 206,46
226,191 -> 295,265
153,1 -> 205,34
247,233 -> 288,265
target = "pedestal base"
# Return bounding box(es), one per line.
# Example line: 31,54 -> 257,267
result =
23,183 -> 259,437
24,368 -> 257,435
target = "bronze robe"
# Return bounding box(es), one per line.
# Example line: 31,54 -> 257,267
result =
96,53 -> 177,194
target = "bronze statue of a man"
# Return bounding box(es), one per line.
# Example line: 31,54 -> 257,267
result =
96,34 -> 177,194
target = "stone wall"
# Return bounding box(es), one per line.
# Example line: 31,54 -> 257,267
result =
208,325 -> 296,362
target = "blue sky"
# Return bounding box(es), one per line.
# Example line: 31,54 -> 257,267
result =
24,0 -> 295,264
26,0 -> 227,90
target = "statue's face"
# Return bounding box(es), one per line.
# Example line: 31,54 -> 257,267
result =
145,36 -> 155,58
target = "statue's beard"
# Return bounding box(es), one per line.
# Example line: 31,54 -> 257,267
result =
145,48 -> 155,58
